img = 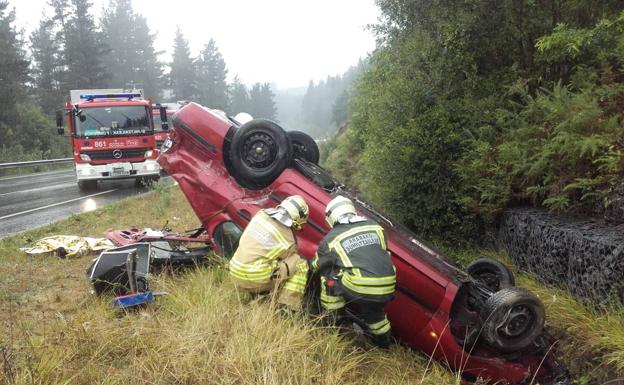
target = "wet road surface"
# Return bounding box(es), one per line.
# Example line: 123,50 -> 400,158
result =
0,169 -> 170,238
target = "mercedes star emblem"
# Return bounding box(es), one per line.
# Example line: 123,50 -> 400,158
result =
112,149 -> 122,159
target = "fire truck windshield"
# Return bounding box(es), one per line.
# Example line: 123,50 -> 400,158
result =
75,106 -> 152,137
153,112 -> 167,132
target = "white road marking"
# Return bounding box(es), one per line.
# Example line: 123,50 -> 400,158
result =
0,182 -> 76,197
0,189 -> 117,220
0,169 -> 73,182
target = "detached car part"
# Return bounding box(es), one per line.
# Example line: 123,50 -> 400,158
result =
106,227 -> 212,246
86,240 -> 210,295
86,243 -> 151,295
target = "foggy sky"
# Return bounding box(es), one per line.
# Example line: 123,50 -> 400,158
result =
13,0 -> 380,89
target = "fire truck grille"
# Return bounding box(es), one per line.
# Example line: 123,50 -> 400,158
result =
82,148 -> 149,161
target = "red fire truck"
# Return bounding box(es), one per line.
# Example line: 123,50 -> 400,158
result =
56,89 -> 168,190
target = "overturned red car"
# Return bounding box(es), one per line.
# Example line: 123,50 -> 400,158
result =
157,102 -> 563,384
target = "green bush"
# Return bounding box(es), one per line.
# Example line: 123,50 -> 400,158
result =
323,4 -> 624,243
0,103 -> 71,164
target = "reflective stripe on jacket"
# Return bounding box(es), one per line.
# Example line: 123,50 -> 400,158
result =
312,218 -> 396,301
230,210 -> 296,285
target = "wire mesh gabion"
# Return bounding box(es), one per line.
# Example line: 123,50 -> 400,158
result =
499,208 -> 624,307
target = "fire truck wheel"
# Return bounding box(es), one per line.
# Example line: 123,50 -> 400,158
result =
288,131 -> 320,164
78,180 -> 98,191
466,258 -> 515,292
135,176 -> 159,187
229,119 -> 292,190
480,287 -> 545,353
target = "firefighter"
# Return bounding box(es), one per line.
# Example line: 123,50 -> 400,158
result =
311,195 -> 396,347
229,195 -> 310,310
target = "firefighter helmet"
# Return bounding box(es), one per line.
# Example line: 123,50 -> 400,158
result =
325,195 -> 357,228
277,195 -> 309,230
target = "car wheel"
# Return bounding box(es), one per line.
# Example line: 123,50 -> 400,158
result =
135,177 -> 147,187
229,119 -> 292,189
466,258 -> 515,292
135,176 -> 159,187
480,287 -> 545,353
78,180 -> 98,191
288,130 -> 320,164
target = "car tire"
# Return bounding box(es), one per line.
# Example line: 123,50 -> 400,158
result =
466,258 -> 515,292
288,130 -> 320,164
135,176 -> 159,187
480,287 -> 545,353
78,180 -> 98,191
229,119 -> 292,189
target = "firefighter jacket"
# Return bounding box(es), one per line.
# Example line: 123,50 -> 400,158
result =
311,218 -> 396,302
229,210 -> 298,289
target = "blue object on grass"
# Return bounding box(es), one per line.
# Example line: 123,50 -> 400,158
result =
112,291 -> 154,308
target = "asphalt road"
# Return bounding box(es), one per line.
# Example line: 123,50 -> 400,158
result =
0,169 -> 170,239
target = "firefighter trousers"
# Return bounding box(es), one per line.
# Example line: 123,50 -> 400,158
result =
320,276 -> 393,348
231,253 -> 309,310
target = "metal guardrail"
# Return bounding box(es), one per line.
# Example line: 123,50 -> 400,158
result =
0,158 -> 73,169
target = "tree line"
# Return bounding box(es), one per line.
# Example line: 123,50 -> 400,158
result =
324,0 -> 624,243
0,0 -> 278,163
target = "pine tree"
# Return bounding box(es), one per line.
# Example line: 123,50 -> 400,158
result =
100,0 -> 163,98
228,76 -> 248,115
170,27 -> 196,100
30,15 -> 62,115
247,83 -> 261,119
332,89 -> 350,126
301,80 -> 317,126
0,0 -> 29,137
134,14 -> 163,99
259,83 -> 277,121
196,39 -> 228,110
248,82 -> 277,120
52,0 -> 108,90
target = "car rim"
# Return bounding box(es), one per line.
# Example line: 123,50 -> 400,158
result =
474,269 -> 500,291
242,132 -> 277,168
293,141 -> 307,157
497,304 -> 534,338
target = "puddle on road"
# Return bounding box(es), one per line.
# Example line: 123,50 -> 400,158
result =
81,198 -> 97,212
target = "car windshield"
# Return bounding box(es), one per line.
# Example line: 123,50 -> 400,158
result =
75,106 -> 152,137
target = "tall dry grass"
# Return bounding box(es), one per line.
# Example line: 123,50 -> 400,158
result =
2,267 -> 457,385
0,187 -> 457,385
3,185 -> 624,384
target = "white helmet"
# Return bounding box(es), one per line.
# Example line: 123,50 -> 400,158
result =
277,195 -> 309,230
325,195 -> 356,228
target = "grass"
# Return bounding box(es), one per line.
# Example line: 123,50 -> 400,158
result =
0,187 -> 458,385
3,185 -> 623,384
449,248 -> 624,384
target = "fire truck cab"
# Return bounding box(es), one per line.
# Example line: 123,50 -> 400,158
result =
56,89 -> 168,190
152,102 -> 182,150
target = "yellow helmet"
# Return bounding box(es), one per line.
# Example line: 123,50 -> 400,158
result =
278,195 -> 309,230
325,195 -> 356,228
